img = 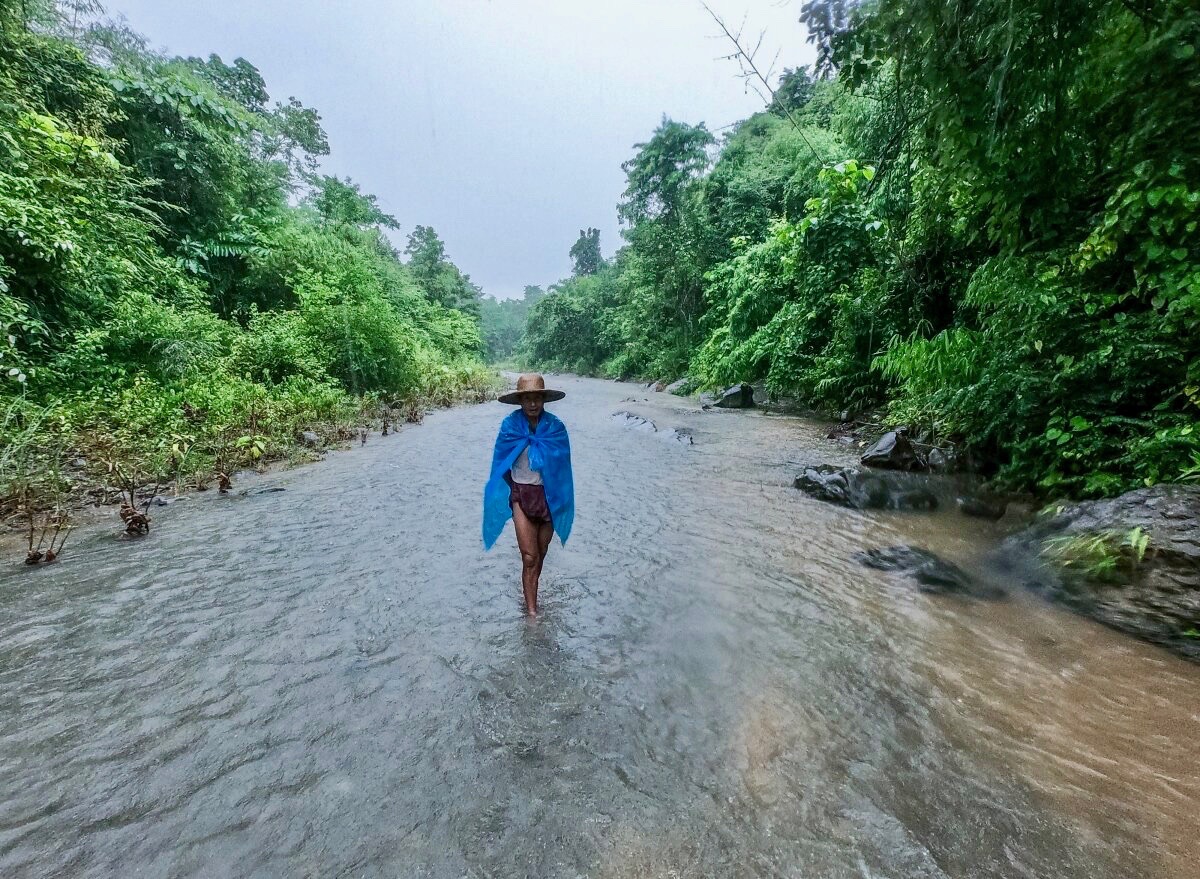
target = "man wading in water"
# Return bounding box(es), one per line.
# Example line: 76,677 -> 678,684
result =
482,374 -> 574,617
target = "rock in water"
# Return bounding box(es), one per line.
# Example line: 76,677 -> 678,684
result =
861,428 -> 926,471
794,465 -> 855,506
612,411 -> 657,432
857,545 -> 1004,598
240,486 -> 287,497
957,493 -> 1008,520
658,427 -> 695,445
664,378 -> 690,395
612,411 -> 694,445
894,487 -> 939,511
713,383 -> 755,409
1001,484 -> 1200,659
793,465 -> 939,512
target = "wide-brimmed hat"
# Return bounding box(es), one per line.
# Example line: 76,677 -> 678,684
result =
498,373 -> 566,405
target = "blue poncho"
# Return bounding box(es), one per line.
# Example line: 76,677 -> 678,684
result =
482,409 -> 574,550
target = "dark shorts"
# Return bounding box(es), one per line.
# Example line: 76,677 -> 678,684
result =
507,475 -> 552,525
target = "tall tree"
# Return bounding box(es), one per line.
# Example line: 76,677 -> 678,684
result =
569,228 -> 602,276
619,117 -> 714,226
405,225 -> 482,318
187,54 -> 268,113
405,225 -> 446,281
770,67 -> 816,116
614,118 -> 715,374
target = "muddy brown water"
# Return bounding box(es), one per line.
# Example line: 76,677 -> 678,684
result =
1,375 -> 1198,878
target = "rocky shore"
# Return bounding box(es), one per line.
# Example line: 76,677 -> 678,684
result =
787,419 -> 1200,661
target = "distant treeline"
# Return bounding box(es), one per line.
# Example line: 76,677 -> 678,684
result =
480,286 -> 544,363
520,0 -> 1200,497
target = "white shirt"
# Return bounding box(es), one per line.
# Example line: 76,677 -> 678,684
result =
510,446 -> 543,485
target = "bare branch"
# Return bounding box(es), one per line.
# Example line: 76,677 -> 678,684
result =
700,2 -> 825,163
751,30 -> 765,64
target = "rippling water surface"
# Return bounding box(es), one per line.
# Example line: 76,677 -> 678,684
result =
2,375 -> 1198,878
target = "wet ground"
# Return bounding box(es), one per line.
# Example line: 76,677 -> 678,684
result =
1,375 -> 1198,878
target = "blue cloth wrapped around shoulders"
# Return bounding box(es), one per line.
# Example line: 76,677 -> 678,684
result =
482,409 -> 574,550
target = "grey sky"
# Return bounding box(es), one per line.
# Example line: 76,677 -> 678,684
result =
107,0 -> 814,299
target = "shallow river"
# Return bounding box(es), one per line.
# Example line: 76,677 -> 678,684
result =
2,375 -> 1198,878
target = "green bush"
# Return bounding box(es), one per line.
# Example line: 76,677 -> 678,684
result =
228,308 -> 328,385
879,255 -> 1199,494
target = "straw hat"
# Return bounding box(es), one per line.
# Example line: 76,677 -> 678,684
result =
497,373 -> 566,405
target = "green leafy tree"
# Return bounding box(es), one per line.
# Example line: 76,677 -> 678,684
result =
405,225 -> 482,320
611,118 -> 716,374
187,54 -> 268,113
524,265 -> 622,374
770,67 -> 816,116
569,228 -> 603,276
313,175 -> 399,229
618,117 -> 714,225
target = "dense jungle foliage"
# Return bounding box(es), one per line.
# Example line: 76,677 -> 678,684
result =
0,1 -> 492,516
523,0 -> 1200,497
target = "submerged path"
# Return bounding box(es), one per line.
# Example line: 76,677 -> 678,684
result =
1,375 -> 1198,878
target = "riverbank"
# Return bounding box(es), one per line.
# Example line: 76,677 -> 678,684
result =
2,371 -> 503,566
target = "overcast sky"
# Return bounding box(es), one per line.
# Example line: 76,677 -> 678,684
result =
106,0 -> 814,299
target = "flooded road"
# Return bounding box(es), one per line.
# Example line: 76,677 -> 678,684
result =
2,375 -> 1198,878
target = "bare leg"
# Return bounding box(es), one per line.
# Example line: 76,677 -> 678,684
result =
532,520 -> 554,598
536,520 -> 554,568
512,502 -> 544,616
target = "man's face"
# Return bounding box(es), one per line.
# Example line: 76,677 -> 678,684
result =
520,393 -> 544,419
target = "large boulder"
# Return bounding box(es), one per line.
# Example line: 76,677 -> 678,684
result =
998,484 -> 1200,660
857,545 -> 1004,598
709,383 -> 755,409
664,378 -> 690,395
861,428 -> 926,471
793,465 -> 938,512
